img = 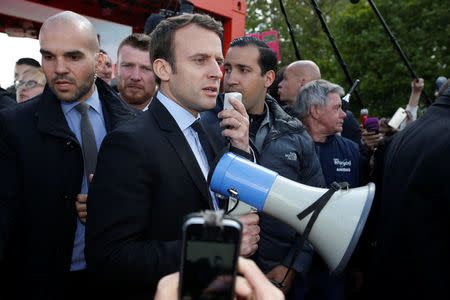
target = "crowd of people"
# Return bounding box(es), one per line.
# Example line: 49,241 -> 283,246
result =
0,9 -> 448,300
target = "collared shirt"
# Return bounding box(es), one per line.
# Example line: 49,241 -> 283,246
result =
157,91 -> 218,210
143,101 -> 151,111
60,87 -> 107,271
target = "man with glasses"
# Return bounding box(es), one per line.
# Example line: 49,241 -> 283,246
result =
15,68 -> 46,103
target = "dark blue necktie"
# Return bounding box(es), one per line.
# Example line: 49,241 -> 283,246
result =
191,119 -> 214,165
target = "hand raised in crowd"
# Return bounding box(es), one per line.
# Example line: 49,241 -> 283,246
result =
379,117 -> 400,135
218,97 -> 251,154
361,129 -> 383,152
238,213 -> 260,257
404,110 -> 414,127
153,257 -> 285,300
411,78 -> 424,93
75,173 -> 93,223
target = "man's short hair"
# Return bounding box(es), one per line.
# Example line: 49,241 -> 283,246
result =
100,49 -> 108,55
293,79 -> 344,120
229,36 -> 277,75
148,13 -> 223,84
117,33 -> 151,58
16,57 -> 41,68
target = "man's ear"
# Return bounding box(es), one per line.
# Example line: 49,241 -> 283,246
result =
153,58 -> 171,82
95,52 -> 104,74
310,104 -> 322,119
114,62 -> 119,77
263,70 -> 275,88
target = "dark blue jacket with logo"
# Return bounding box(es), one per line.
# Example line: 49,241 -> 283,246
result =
202,95 -> 325,276
315,134 -> 360,188
252,96 -> 326,276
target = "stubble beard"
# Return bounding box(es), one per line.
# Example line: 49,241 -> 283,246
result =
51,72 -> 96,103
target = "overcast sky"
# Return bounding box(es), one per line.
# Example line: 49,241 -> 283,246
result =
0,32 -> 41,89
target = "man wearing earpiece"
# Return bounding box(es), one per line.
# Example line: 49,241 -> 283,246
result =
201,36 -> 325,297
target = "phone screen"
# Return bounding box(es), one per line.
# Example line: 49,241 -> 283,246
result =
180,220 -> 241,300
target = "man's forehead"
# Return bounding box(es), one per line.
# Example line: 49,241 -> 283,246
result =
225,46 -> 259,67
328,92 -> 342,103
40,20 -> 96,53
174,24 -> 221,47
118,46 -> 150,63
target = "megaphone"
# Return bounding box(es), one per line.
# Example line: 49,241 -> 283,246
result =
210,152 -> 375,275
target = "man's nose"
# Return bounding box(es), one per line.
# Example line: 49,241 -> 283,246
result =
55,57 -> 68,74
209,61 -> 223,80
130,67 -> 141,81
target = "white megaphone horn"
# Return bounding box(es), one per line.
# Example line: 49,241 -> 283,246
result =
210,152 -> 375,275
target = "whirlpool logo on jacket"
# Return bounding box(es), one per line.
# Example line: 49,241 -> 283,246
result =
333,158 -> 351,172
284,152 -> 298,161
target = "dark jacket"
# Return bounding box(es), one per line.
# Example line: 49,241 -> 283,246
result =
367,88 -> 450,299
0,87 -> 17,110
203,95 -> 325,275
342,110 -> 371,185
253,96 -> 326,275
315,134 -> 360,188
86,96 -> 237,299
0,79 -> 138,299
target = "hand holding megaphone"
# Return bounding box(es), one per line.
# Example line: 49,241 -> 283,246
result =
210,152 -> 375,275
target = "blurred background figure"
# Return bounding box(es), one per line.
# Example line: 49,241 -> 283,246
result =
97,49 -> 113,85
115,33 -> 157,111
277,60 -> 321,107
268,65 -> 286,104
15,67 -> 46,103
8,57 -> 41,96
435,76 -> 447,99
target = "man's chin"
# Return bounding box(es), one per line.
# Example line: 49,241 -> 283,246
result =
53,90 -> 78,103
127,97 -> 147,104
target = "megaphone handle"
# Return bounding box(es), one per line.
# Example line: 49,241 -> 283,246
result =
277,182 -> 348,286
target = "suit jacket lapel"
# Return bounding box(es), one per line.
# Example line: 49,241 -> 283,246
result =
35,85 -> 77,142
150,97 -> 213,209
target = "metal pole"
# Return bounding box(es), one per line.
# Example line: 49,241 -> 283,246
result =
310,0 -> 364,108
366,0 -> 432,105
279,0 -> 302,60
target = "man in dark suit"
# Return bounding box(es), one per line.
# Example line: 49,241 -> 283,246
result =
0,11 -> 137,300
366,85 -> 450,299
86,13 -> 259,299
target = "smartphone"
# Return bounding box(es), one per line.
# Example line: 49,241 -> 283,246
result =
388,107 -> 407,129
179,211 -> 242,300
223,92 -> 242,110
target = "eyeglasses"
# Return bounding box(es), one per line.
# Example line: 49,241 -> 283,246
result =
14,80 -> 41,89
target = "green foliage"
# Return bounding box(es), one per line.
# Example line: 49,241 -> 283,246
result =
245,0 -> 449,118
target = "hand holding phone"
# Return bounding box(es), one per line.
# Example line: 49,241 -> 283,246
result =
155,257 -> 284,300
218,92 -> 251,154
223,92 -> 242,110
388,107 -> 407,129
179,210 -> 242,300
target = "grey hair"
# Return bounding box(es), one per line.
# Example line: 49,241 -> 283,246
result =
293,79 -> 344,120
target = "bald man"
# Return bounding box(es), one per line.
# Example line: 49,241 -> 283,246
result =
0,11 -> 137,300
277,60 -> 321,106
